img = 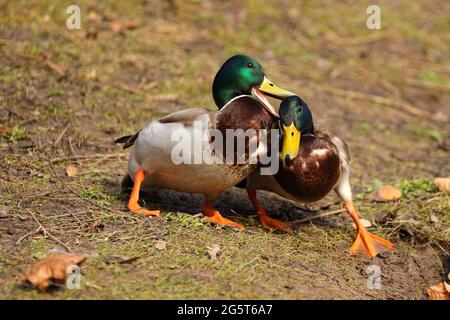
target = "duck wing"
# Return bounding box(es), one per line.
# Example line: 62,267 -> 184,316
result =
115,108 -> 215,150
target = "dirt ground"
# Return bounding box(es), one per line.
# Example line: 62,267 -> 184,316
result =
0,0 -> 449,299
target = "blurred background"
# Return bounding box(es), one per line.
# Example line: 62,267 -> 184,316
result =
0,0 -> 449,299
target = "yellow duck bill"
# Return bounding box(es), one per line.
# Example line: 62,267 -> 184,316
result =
251,76 -> 295,117
280,122 -> 301,162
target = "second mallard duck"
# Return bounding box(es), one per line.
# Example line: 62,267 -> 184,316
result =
244,96 -> 394,258
115,55 -> 294,231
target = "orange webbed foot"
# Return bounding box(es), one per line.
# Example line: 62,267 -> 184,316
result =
129,205 -> 160,216
344,200 -> 394,258
246,188 -> 292,234
258,212 -> 292,234
349,229 -> 394,258
203,202 -> 244,231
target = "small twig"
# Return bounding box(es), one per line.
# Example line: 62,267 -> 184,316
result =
96,77 -> 143,95
53,122 -> 70,147
113,82 -> 143,95
229,209 -> 240,216
433,242 -> 450,257
425,196 -> 442,203
26,208 -> 71,252
68,137 -> 77,157
291,208 -> 346,225
404,78 -> 450,93
49,152 -> 128,164
14,154 -> 44,171
91,154 -> 116,166
61,206 -> 83,225
118,256 -> 141,264
323,29 -> 395,46
18,191 -> 53,208
44,59 -> 66,77
85,282 -> 103,290
15,227 -> 40,246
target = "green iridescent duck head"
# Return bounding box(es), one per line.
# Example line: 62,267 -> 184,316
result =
212,54 -> 295,116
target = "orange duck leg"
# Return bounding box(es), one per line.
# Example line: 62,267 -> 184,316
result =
247,188 -> 292,233
345,200 -> 394,258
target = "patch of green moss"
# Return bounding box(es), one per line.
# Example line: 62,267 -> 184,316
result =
400,179 -> 436,198
9,125 -> 27,142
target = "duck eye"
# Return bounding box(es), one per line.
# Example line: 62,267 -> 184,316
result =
247,62 -> 253,68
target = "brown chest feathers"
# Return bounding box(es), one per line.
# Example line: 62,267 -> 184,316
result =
215,96 -> 276,132
214,96 -> 277,165
274,134 -> 341,202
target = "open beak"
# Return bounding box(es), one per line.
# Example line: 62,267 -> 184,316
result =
259,76 -> 296,99
251,76 -> 295,117
280,122 -> 301,162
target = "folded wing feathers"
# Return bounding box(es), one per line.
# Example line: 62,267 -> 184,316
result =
114,131 -> 141,149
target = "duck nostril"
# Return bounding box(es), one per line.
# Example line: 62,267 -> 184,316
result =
291,132 -> 294,136
285,154 -> 293,165
269,83 -> 274,87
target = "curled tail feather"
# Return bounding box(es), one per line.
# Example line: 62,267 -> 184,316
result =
114,131 -> 140,149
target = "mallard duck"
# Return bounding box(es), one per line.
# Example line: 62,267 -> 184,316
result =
243,96 -> 394,257
115,55 -> 295,230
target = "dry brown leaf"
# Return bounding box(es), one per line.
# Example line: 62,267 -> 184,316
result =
155,240 -> 167,251
109,21 -> 138,33
434,177 -> 450,194
207,244 -> 221,260
371,185 -> 401,201
87,11 -> 100,22
65,164 -> 78,177
84,69 -> 97,79
0,124 -> 11,134
0,206 -> 8,218
23,253 -> 86,291
427,282 -> 450,300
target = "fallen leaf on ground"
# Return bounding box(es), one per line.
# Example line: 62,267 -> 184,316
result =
87,11 -> 100,22
427,281 -> 450,300
155,240 -> 167,251
0,206 -> 8,218
109,21 -> 138,33
23,253 -> 86,291
207,244 -> 221,260
65,164 -> 78,177
84,69 -> 97,79
434,177 -> 450,194
0,124 -> 11,134
371,185 -> 401,201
